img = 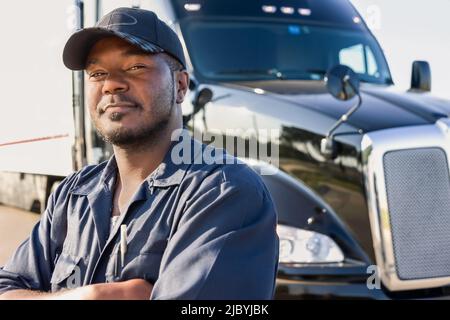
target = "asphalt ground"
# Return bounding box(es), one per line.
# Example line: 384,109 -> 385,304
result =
0,205 -> 40,266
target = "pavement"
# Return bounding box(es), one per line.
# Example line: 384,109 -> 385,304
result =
0,205 -> 40,266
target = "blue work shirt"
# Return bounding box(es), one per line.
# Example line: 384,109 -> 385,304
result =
0,132 -> 279,299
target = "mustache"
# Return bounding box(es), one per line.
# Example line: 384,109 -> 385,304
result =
97,95 -> 139,113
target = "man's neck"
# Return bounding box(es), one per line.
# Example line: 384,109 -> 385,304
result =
112,124 -> 181,188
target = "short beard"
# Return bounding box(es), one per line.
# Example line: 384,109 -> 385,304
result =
95,72 -> 176,150
98,109 -> 172,150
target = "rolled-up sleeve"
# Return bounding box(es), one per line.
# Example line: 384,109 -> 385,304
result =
150,168 -> 279,300
0,176 -> 71,294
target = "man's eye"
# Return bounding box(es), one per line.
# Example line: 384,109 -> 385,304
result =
89,72 -> 107,79
127,65 -> 146,71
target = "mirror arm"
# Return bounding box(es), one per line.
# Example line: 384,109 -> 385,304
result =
321,80 -> 362,159
325,91 -> 362,140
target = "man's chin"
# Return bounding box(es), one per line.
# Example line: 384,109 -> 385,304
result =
97,119 -> 139,137
97,126 -> 166,148
94,114 -> 171,147
99,129 -> 137,146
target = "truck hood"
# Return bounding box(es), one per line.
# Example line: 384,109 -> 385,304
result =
229,80 -> 450,132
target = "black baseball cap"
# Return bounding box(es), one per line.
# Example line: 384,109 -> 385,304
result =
63,7 -> 186,70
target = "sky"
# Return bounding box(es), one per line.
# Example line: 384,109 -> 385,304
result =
351,0 -> 450,99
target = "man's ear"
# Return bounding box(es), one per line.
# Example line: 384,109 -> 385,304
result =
175,70 -> 189,104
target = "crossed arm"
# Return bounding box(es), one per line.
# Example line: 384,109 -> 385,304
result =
0,279 -> 152,300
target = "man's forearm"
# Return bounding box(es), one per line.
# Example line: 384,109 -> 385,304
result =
0,289 -> 48,300
0,286 -> 92,300
0,279 -> 152,300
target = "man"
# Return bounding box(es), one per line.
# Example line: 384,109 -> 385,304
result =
0,7 -> 279,299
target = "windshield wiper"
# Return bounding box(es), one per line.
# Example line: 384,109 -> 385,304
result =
215,68 -> 285,79
307,69 -> 389,84
305,69 -> 328,75
215,68 -> 390,83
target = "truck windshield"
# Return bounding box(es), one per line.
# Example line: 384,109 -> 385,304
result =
181,20 -> 392,84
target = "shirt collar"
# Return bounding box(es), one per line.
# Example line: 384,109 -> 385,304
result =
69,129 -> 200,195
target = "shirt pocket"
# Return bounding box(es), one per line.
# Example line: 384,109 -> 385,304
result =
105,246 -> 163,284
50,253 -> 81,292
120,252 -> 163,284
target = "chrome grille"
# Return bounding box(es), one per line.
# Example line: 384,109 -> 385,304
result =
362,119 -> 450,291
383,147 -> 450,280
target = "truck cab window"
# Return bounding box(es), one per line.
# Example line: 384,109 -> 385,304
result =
339,44 -> 380,79
181,20 -> 392,85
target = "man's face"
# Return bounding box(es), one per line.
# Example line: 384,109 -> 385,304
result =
85,36 -> 176,147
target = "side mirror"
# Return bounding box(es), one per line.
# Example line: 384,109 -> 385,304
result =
183,87 -> 213,125
325,64 -> 360,100
410,60 -> 431,92
321,65 -> 362,160
193,87 -> 213,111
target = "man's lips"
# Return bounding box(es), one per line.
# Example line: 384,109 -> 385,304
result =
103,102 -> 137,113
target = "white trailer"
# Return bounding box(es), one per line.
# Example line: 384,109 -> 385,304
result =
0,0 -> 76,211
0,0 -> 176,212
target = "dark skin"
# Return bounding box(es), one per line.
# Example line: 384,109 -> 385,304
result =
0,36 -> 189,300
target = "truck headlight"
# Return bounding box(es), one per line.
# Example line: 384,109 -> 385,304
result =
277,224 -> 344,263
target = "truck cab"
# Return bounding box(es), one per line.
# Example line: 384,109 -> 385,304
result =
139,0 -> 450,299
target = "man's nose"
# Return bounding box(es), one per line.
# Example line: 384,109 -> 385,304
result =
102,74 -> 129,95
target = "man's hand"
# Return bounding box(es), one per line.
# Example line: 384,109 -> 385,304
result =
0,279 -> 153,300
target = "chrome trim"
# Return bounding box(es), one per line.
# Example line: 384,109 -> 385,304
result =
361,118 -> 450,291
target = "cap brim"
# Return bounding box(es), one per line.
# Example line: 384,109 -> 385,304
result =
63,28 -> 164,70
